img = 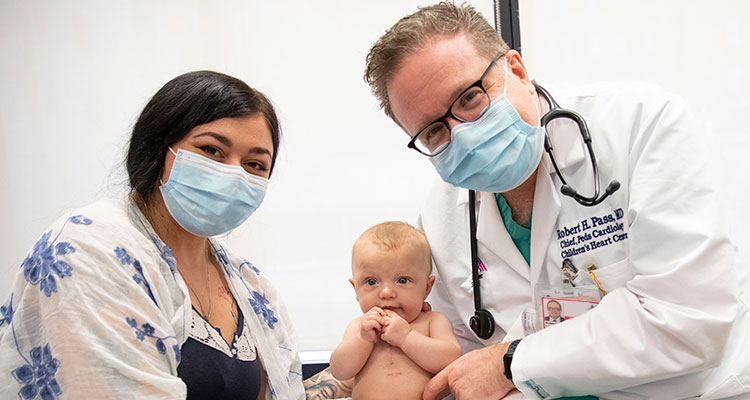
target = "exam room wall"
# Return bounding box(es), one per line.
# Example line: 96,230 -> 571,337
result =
0,0 -> 747,353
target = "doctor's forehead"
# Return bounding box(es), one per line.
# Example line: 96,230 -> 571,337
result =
387,34 -> 489,134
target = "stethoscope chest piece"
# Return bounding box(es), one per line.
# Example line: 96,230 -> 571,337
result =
467,190 -> 497,340
470,308 -> 496,339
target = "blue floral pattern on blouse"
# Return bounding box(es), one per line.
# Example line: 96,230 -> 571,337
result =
19,214 -> 89,297
239,258 -> 261,276
68,215 -> 92,225
0,294 -> 13,328
11,344 -> 62,400
249,291 -> 278,329
211,243 -> 234,277
114,247 -> 157,306
6,214 -> 92,398
125,317 -> 179,363
150,236 -> 177,275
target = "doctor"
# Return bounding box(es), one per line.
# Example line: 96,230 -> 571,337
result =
364,3 -> 749,399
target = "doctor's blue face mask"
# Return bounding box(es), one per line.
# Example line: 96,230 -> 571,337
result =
160,148 -> 268,237
430,59 -> 545,193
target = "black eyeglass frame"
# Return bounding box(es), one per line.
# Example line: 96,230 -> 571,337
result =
406,53 -> 505,157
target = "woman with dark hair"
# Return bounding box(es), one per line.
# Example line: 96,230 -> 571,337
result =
0,71 -> 345,399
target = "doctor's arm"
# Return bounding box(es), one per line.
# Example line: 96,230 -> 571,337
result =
423,341 -> 516,400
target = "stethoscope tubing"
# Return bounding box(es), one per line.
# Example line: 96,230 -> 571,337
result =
535,82 -> 619,207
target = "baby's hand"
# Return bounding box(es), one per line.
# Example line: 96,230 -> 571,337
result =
380,310 -> 411,347
360,307 -> 387,343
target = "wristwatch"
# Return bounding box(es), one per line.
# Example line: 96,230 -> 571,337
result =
503,339 -> 522,381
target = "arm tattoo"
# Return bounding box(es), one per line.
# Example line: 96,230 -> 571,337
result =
304,367 -> 352,400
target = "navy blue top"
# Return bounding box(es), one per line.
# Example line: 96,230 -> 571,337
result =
177,308 -> 261,399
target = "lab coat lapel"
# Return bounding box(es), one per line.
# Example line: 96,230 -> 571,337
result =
528,85 -> 584,285
530,158 -> 561,286
475,191 -> 531,280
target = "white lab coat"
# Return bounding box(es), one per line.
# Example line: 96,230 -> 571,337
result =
418,81 -> 750,399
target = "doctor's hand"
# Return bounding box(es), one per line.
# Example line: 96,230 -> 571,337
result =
360,307 -> 387,343
380,310 -> 411,347
422,342 -> 515,400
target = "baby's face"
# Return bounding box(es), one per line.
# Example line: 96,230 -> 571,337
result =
350,243 -> 434,322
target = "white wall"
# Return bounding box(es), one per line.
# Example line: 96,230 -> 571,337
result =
1,0 -> 747,353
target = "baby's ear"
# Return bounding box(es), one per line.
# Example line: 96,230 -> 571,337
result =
348,277 -> 358,300
424,275 -> 436,299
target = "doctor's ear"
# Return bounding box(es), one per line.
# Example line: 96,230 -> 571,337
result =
505,50 -> 534,91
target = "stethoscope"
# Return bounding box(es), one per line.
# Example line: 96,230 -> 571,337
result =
469,83 -> 621,339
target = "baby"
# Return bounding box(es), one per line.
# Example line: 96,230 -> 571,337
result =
330,221 -> 461,400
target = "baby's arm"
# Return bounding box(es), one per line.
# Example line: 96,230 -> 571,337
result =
329,307 -> 387,380
381,310 -> 462,374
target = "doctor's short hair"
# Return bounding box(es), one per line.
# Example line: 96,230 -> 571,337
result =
364,1 -> 509,122
126,70 -> 281,203
352,221 -> 433,273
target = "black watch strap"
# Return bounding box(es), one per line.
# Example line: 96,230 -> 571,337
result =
503,339 -> 522,381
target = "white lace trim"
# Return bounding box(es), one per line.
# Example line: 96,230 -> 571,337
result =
187,307 -> 257,361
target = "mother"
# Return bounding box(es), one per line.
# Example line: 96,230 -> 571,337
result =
0,71 -> 348,399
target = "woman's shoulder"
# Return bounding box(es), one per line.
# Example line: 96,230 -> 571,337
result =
17,197 -> 174,300
38,198 -> 151,259
61,197 -> 136,230
42,197 -> 133,235
31,197 -> 171,275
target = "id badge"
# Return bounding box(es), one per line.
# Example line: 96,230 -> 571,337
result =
534,284 -> 602,330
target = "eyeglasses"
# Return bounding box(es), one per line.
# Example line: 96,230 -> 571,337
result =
407,53 -> 504,157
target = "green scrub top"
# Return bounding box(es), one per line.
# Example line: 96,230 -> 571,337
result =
494,193 -> 597,400
494,193 -> 531,265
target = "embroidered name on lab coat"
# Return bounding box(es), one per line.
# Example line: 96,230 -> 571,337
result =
556,208 -> 628,258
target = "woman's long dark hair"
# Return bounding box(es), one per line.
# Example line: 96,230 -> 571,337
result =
126,70 -> 281,202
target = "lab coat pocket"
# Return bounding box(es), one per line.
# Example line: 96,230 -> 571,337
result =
591,257 -> 633,294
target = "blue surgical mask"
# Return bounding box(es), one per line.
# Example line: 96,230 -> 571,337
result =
160,148 -> 268,237
430,60 -> 544,193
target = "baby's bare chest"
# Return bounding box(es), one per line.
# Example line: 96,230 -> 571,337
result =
352,315 -> 433,399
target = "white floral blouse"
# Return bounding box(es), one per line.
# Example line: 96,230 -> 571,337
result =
0,198 -> 304,399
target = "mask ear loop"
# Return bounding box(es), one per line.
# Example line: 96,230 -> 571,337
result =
160,147 -> 179,186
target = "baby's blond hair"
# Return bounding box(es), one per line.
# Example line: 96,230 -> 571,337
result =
352,221 -> 432,273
